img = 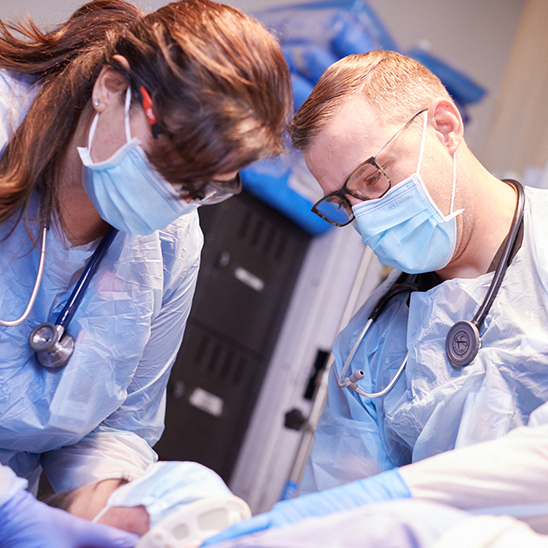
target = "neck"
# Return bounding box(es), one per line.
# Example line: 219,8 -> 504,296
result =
437,161 -> 518,281
58,133 -> 110,247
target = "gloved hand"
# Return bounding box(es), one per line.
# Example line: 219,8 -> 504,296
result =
0,488 -> 139,548
201,468 -> 411,545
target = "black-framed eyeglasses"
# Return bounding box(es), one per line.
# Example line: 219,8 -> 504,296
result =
311,107 -> 428,227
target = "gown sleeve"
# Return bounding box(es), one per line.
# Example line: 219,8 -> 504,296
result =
400,401 -> 548,534
41,217 -> 204,492
0,464 -> 28,505
301,271 -> 407,494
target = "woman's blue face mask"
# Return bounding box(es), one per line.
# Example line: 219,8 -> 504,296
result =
352,113 -> 464,274
78,88 -> 198,235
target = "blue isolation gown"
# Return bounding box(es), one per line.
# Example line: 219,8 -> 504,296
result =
0,71 -> 203,495
303,185 -> 548,494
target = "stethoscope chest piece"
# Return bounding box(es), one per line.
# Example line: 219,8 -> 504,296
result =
29,322 -> 75,369
445,320 -> 480,369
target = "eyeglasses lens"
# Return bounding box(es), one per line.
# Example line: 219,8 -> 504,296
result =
314,196 -> 353,226
313,163 -> 390,226
193,173 -> 243,206
346,162 -> 390,200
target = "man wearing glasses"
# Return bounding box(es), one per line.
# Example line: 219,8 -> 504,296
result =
200,50 -> 548,545
289,48 -> 548,493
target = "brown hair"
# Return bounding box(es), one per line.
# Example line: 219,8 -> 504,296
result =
0,0 -> 292,227
290,50 -> 451,151
40,489 -> 77,512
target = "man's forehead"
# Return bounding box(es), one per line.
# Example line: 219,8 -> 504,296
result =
304,97 -> 384,186
319,95 -> 381,141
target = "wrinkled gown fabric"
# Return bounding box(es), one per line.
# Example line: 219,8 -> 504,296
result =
303,184 -> 548,494
0,70 -> 203,495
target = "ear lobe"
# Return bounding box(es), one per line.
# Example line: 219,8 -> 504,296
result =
428,98 -> 464,154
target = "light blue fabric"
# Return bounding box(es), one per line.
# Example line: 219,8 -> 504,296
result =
202,469 -> 410,545
353,172 -> 459,273
78,90 -> 198,235
0,465 -> 27,506
203,499 -> 474,548
0,72 -> 36,154
0,70 -> 203,494
96,461 -> 233,529
352,112 -> 462,274
302,186 -> 548,494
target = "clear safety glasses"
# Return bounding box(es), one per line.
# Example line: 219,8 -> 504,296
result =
190,173 -> 243,206
140,85 -> 242,207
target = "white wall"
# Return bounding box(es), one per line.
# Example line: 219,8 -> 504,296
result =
365,0 -> 525,163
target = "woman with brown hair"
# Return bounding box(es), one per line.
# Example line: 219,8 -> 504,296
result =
0,1 -> 291,545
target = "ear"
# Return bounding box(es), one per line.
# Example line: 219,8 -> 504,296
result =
91,56 -> 131,112
428,98 -> 464,155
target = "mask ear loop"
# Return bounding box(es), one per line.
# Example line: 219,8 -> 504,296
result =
87,87 -> 132,152
415,112 -> 429,173
124,87 -> 132,142
92,504 -> 111,524
87,114 -> 100,152
419,110 -> 463,223
445,151 -> 465,221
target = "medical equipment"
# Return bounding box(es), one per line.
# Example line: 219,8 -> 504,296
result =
0,225 -> 47,328
28,227 -> 118,369
445,180 -> 524,367
339,180 -> 524,397
137,495 -> 251,548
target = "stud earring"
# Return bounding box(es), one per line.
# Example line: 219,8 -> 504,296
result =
93,99 -> 100,107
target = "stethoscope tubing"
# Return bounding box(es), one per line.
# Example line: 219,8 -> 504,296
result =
339,180 -> 525,398
27,226 -> 119,368
470,181 -> 524,329
338,295 -> 411,399
0,225 -> 48,327
55,226 -> 118,329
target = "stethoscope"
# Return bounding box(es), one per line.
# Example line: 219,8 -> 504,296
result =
339,180 -> 525,399
0,224 -> 118,369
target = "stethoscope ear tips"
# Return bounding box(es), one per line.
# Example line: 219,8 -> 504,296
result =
29,322 -> 75,369
446,320 -> 481,369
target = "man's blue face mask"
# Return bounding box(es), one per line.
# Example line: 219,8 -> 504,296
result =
352,113 -> 464,274
78,88 -> 198,235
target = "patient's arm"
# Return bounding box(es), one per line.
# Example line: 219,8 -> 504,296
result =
400,423 -> 548,533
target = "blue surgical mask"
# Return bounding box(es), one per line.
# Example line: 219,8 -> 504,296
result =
352,114 -> 464,273
78,89 -> 197,235
92,461 -> 235,529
